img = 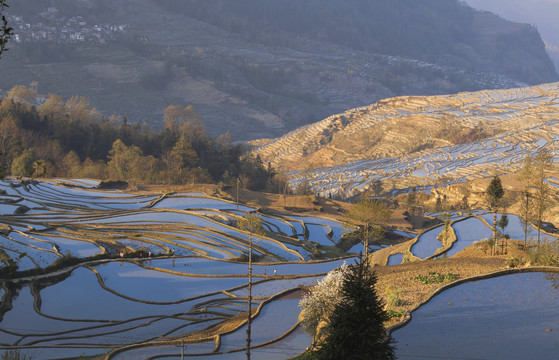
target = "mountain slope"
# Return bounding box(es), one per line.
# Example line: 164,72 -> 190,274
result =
0,0 -> 556,141
250,83 -> 559,198
154,0 -> 557,85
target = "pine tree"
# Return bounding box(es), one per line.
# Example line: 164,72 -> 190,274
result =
316,257 -> 395,360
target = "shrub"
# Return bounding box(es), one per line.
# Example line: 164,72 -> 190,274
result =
386,309 -> 406,318
528,239 -> 559,266
415,272 -> 457,284
385,286 -> 406,307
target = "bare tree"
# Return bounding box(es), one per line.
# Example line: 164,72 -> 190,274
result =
531,149 -> 554,247
518,155 -> 534,249
237,212 -> 264,360
346,197 -> 390,258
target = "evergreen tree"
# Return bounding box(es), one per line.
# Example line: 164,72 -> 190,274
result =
486,176 -> 504,255
316,257 -> 395,360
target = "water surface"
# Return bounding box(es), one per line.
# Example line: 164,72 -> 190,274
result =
393,272 -> 559,360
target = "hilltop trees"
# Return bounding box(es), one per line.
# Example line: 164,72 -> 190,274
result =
0,85 -> 280,190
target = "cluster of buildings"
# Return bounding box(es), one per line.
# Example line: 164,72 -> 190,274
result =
7,7 -> 129,44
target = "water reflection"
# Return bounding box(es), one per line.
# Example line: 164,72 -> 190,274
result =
392,272 -> 559,360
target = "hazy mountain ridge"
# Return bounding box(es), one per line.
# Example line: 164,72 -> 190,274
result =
153,0 -> 557,85
0,0 -> 556,140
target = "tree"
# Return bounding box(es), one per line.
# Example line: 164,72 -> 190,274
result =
107,139 -> 146,182
347,198 -> 390,258
435,196 -> 443,212
61,151 -> 81,177
299,263 -> 350,348
168,136 -> 199,184
0,114 -> 21,174
406,187 -> 417,211
315,257 -> 395,360
497,214 -> 509,254
370,180 -> 383,196
518,189 -> 533,250
38,94 -> 66,121
486,176 -> 504,255
11,149 -> 36,177
6,85 -> 38,105
518,155 -> 535,249
0,0 -> 13,58
237,212 -> 265,360
531,149 -> 554,247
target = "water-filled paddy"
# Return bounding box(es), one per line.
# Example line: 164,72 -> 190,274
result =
393,272 -> 559,360
477,213 -> 556,242
387,253 -> 404,266
410,226 -> 443,259
96,261 -> 250,302
446,217 -> 493,257
0,179 -> 356,359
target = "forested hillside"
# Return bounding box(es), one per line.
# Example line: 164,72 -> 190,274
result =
0,85 -> 278,190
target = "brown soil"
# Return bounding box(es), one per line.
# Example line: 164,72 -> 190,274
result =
373,240 -> 533,326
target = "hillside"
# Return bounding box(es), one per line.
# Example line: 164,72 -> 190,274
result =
0,0 -> 556,140
250,83 -> 559,198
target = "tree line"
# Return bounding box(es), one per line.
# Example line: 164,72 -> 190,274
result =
0,84 -> 283,191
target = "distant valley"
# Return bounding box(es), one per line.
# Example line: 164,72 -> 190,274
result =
0,0 -> 557,140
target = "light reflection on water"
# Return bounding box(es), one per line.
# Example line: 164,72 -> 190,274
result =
392,272 -> 559,360
410,225 -> 443,259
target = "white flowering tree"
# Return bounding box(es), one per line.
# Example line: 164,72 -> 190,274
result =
299,262 -> 350,348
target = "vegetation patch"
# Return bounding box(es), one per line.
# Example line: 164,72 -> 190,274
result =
385,286 -> 406,307
414,271 -> 457,284
386,309 -> 406,319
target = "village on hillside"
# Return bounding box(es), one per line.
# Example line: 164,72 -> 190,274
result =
6,7 -> 128,44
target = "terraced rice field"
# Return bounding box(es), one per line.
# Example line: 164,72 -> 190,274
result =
252,82 -> 559,198
0,179 -> 354,359
383,211 -> 558,265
